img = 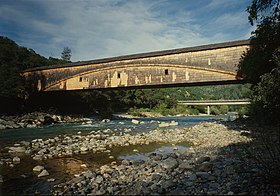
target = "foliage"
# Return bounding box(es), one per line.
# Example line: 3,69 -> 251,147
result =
0,36 -> 69,114
238,106 -> 249,118
249,52 -> 280,123
238,0 -> 280,84
238,0 -> 280,124
61,47 -> 72,61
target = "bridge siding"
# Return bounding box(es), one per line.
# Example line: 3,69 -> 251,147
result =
22,41 -> 249,92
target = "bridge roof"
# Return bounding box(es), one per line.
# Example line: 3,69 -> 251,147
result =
23,39 -> 250,72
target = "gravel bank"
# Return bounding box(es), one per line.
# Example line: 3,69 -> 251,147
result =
2,121 -> 279,195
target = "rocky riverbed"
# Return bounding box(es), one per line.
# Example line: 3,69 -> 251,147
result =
0,112 -> 83,130
1,121 -> 279,195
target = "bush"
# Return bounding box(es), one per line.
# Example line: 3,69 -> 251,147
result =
210,106 -> 221,115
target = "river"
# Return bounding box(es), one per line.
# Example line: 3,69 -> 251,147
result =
0,114 -> 235,195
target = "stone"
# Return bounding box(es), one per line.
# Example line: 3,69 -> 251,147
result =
195,172 -> 209,180
158,122 -> 170,128
100,165 -> 112,174
151,173 -> 162,183
161,180 -> 176,190
131,119 -> 140,124
196,156 -> 211,164
80,147 -> 88,152
95,175 -> 103,184
47,178 -> 56,182
0,175 -> 3,183
195,162 -> 213,172
102,119 -> 110,123
0,124 -> 6,129
225,165 -> 234,175
12,156 -> 20,163
43,115 -> 55,125
38,169 -> 49,177
33,165 -> 44,172
26,124 -> 37,128
33,155 -> 43,161
85,170 -> 95,178
161,157 -> 178,170
179,162 -> 193,170
9,146 -> 26,153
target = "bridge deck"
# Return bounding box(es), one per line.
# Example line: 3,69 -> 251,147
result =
178,99 -> 251,106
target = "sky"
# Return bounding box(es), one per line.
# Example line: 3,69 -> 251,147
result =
0,0 -> 255,62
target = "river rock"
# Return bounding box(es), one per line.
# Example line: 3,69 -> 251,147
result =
9,146 -> 26,153
80,146 -> 88,152
161,157 -> 178,170
26,124 -> 37,128
161,180 -> 176,190
38,169 -> 49,177
195,162 -> 213,172
179,162 -> 193,170
196,156 -> 211,164
0,175 -> 3,183
100,165 -> 112,174
102,119 -> 110,123
43,115 -> 55,125
12,156 -> 20,163
132,119 -> 140,124
33,155 -> 43,161
95,175 -> 103,184
158,122 -> 170,128
33,165 -> 44,172
0,124 -> 6,129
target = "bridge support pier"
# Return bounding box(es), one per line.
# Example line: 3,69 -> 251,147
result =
207,105 -> 210,115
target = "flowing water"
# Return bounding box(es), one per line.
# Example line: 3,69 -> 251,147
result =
0,114 -> 235,195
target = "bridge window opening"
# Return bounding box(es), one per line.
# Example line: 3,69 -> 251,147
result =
117,73 -> 121,79
79,77 -> 83,82
165,69 -> 169,75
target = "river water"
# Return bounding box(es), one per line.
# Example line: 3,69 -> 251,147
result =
0,114 -> 234,195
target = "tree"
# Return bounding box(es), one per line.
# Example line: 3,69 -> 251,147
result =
61,47 -> 71,61
238,0 -> 280,124
238,0 -> 280,84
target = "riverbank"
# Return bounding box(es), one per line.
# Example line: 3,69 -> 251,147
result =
51,121 -> 278,195
0,112 -> 83,130
114,112 -> 212,119
1,120 -> 279,195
